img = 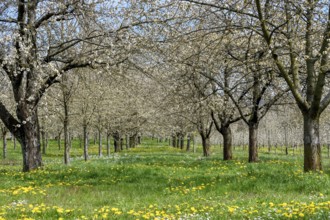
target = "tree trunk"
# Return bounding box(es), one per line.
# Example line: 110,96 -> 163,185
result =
303,114 -> 322,171
192,134 -> 196,153
106,133 -> 111,157
201,136 -> 211,157
113,132 -> 120,153
98,129 -> 102,157
180,135 -> 184,149
137,135 -> 141,144
63,105 -> 70,165
172,135 -> 177,147
126,135 -> 129,149
120,138 -> 124,150
83,125 -> 88,161
186,134 -> 191,151
3,130 -> 7,159
248,123 -> 259,162
129,134 -> 136,148
221,125 -> 233,160
18,110 -> 42,172
41,129 -> 47,155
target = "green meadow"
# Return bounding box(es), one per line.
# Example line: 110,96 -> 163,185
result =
0,139 -> 330,220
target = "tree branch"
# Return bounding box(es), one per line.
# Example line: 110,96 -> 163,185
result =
0,101 -> 21,138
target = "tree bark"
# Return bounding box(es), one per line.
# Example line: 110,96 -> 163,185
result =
303,114 -> 322,171
180,135 -> 184,149
221,124 -> 233,160
129,134 -> 136,148
113,132 -> 120,153
2,129 -> 7,159
186,134 -> 191,151
120,137 -> 124,151
106,133 -> 111,157
172,135 -> 177,147
137,135 -> 141,144
248,123 -> 259,162
201,135 -> 211,157
98,129 -> 102,157
83,125 -> 88,161
19,110 -> 42,172
63,103 -> 70,165
126,135 -> 129,149
41,129 -> 46,155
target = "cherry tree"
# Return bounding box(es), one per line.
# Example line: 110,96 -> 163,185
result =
0,0 -> 140,171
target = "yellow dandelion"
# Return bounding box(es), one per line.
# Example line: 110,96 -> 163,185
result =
56,208 -> 64,214
127,210 -> 135,215
111,207 -> 119,212
228,207 -> 235,214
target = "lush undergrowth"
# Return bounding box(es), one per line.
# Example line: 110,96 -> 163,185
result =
0,139 -> 330,219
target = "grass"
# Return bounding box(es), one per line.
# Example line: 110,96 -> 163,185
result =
0,138 -> 330,219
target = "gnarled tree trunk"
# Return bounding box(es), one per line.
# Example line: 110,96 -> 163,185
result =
303,114 -> 322,171
201,135 -> 211,157
18,109 -> 42,172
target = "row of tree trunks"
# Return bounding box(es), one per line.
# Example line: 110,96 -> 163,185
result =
171,133 -> 186,149
170,133 -> 194,151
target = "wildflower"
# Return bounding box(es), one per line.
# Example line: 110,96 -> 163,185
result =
111,207 -> 119,212
56,207 -> 64,214
228,207 -> 235,214
114,211 -> 122,215
127,210 -> 135,214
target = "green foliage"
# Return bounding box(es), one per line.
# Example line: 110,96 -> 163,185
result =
0,139 -> 330,219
